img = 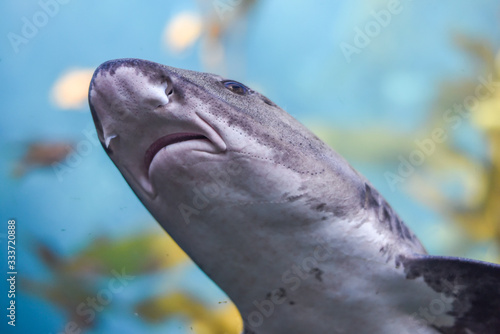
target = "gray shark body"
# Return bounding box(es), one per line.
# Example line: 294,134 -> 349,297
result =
88,58 -> 500,334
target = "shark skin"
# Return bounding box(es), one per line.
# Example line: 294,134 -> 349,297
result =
88,58 -> 500,334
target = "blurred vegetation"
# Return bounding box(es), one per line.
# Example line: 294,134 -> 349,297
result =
12,142 -> 73,177
136,293 -> 241,334
22,232 -> 243,333
406,35 -> 500,263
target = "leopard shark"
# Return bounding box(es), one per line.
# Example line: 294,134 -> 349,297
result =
88,58 -> 500,334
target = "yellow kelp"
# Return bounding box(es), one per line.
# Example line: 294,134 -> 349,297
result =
66,232 -> 189,275
406,34 -> 500,262
136,293 -> 242,334
23,231 -> 242,333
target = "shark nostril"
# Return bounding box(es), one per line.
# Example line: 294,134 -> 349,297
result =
153,87 -> 172,109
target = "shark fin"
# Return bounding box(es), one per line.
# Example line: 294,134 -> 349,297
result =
399,254 -> 500,334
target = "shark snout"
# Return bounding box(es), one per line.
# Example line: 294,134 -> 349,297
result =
91,58 -> 168,82
88,58 -> 176,143
90,58 -> 174,110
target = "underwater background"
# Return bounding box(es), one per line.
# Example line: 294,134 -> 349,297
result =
1,0 -> 500,333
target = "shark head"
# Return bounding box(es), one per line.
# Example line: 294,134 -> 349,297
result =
89,59 -> 500,334
89,58 -> 366,228
88,58 -> 226,198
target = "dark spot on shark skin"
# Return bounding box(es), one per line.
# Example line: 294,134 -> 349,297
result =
315,203 -> 326,211
310,203 -> 332,216
287,194 -> 303,202
275,287 -> 286,299
395,257 -> 402,269
363,184 -> 379,209
394,217 -> 404,238
379,245 -> 397,263
310,268 -> 324,282
380,207 -> 392,231
326,204 -> 352,218
399,255 -> 500,334
265,288 -> 286,301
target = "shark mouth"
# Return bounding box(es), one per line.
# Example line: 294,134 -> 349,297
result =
144,133 -> 209,171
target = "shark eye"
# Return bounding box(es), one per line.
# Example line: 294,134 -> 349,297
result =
222,80 -> 249,96
166,86 -> 173,97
